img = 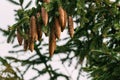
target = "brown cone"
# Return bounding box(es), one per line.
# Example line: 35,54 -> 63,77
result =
36,12 -> 42,40
54,17 -> 61,39
30,16 -> 38,41
29,40 -> 34,52
17,27 -> 23,45
49,27 -> 56,57
58,6 -> 64,28
68,16 -> 74,38
61,10 -> 67,32
41,7 -> 48,26
24,39 -> 29,51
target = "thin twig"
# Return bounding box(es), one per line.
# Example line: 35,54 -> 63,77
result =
58,54 -> 74,80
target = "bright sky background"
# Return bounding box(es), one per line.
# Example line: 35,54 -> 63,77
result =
0,0 -> 89,80
0,0 -> 17,56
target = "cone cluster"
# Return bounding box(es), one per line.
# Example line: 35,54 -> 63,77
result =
16,1 -> 74,57
50,6 -> 75,56
16,13 -> 44,52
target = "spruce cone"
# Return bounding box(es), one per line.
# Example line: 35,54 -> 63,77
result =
68,16 -> 74,38
30,16 -> 38,41
54,17 -> 61,39
24,39 -> 29,51
17,27 -> 23,45
62,10 -> 67,32
58,6 -> 66,32
36,12 -> 42,40
49,27 -> 56,57
41,7 -> 48,26
29,40 -> 34,52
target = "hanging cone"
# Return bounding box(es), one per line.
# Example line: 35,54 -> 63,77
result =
54,17 -> 61,39
58,6 -> 65,29
24,39 -> 29,51
30,16 -> 38,41
36,12 -> 42,40
68,16 -> 74,38
49,27 -> 56,57
41,7 -> 48,26
61,10 -> 67,32
16,27 -> 23,45
29,40 -> 34,52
